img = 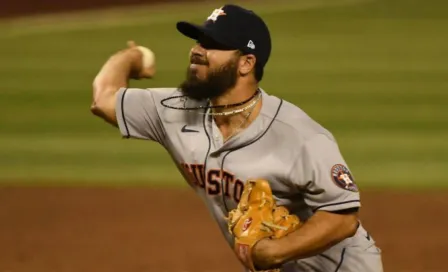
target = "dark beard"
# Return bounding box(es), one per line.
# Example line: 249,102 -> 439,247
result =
179,60 -> 238,101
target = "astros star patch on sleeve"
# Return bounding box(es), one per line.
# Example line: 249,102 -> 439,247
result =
331,164 -> 358,192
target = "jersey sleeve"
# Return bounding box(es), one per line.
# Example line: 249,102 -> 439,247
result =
115,87 -> 166,144
291,133 -> 361,212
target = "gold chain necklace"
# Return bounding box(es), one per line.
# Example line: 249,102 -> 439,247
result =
223,93 -> 261,142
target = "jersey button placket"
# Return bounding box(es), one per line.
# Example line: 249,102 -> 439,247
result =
209,117 -> 223,149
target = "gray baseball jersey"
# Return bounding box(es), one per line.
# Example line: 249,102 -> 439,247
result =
115,87 -> 383,272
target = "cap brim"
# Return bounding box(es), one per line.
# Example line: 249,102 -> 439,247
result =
176,21 -> 238,51
176,21 -> 207,41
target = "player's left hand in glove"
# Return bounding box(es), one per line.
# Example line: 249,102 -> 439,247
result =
226,179 -> 301,271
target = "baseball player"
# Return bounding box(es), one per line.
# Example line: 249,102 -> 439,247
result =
91,4 -> 384,272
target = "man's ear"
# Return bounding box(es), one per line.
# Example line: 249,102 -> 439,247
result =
239,54 -> 256,77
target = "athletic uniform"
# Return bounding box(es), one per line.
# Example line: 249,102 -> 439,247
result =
115,87 -> 384,271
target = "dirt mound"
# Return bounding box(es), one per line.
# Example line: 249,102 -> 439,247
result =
0,186 -> 446,272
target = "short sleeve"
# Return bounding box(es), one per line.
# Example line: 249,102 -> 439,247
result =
115,87 -> 166,144
291,134 -> 361,212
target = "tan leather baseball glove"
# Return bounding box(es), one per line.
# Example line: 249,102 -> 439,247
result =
226,179 -> 301,272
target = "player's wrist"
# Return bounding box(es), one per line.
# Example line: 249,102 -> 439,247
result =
252,238 -> 284,269
126,49 -> 145,79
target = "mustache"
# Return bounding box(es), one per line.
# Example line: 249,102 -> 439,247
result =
190,55 -> 209,65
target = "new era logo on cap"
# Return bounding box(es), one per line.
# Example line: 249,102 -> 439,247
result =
247,40 -> 255,49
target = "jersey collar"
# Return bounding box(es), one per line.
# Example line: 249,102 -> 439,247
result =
206,88 -> 283,153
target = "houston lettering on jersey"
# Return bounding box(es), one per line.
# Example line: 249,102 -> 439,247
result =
180,162 -> 244,203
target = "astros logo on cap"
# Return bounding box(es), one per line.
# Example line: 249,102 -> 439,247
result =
207,7 -> 226,22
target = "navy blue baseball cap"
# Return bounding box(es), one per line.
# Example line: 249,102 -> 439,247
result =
176,4 -> 272,80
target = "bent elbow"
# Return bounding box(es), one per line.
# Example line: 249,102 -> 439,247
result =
90,94 -> 118,126
345,214 -> 360,238
90,100 -> 112,120
90,83 -> 118,125
90,102 -> 103,117
347,222 -> 358,238
90,88 -> 111,118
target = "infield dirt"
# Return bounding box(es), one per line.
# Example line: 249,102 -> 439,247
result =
0,187 -> 447,272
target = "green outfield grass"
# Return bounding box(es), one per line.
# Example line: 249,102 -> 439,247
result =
0,0 -> 447,188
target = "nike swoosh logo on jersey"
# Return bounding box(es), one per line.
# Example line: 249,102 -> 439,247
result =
181,125 -> 199,133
